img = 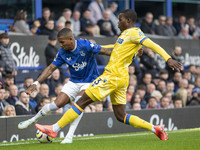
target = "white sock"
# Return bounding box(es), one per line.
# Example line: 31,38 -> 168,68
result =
53,123 -> 61,133
65,113 -> 83,138
151,125 -> 155,133
30,101 -> 59,122
65,96 -> 82,138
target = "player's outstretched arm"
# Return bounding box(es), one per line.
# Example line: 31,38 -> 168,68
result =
141,38 -> 183,72
25,64 -> 58,95
98,44 -> 114,56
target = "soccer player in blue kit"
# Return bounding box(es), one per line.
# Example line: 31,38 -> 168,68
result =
18,28 -> 113,143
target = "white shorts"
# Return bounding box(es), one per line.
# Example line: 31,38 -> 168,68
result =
61,81 -> 90,101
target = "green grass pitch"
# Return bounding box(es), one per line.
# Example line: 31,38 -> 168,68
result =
1,129 -> 200,150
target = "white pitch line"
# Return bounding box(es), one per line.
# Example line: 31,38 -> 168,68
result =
0,128 -> 200,146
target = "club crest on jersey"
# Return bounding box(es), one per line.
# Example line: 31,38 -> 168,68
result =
117,38 -> 124,44
80,51 -> 85,56
66,57 -> 71,61
72,61 -> 87,71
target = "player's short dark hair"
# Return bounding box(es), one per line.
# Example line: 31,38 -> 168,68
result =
120,9 -> 137,23
57,28 -> 72,37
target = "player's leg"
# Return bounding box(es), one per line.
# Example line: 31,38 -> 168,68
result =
61,90 -> 85,144
112,104 -> 154,131
18,92 -> 70,129
18,81 -> 78,129
35,72 -> 113,137
35,92 -> 94,138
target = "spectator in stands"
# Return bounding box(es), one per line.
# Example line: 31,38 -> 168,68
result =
157,79 -> 166,93
163,91 -> 173,108
94,101 -> 103,112
132,103 -> 141,110
45,69 -> 62,96
88,0 -> 104,25
65,21 -> 73,31
173,71 -> 183,92
164,17 -> 176,37
129,74 -> 137,87
140,12 -> 155,34
0,87 -> 9,104
45,33 -> 58,66
193,76 -> 200,97
31,19 -> 41,35
36,97 -> 51,112
173,97 -> 183,108
179,79 -> 189,89
29,90 -> 38,110
108,2 -> 121,35
187,17 -> 196,37
54,84 -> 63,96
187,92 -> 200,106
13,10 -> 32,35
15,91 -> 36,115
176,88 -> 187,107
151,90 -> 162,105
173,15 -> 188,35
178,27 -> 193,39
0,33 -> 17,77
146,96 -> 158,109
57,8 -> 72,26
55,22 -> 65,33
135,85 -> 147,109
146,83 -> 156,98
35,83 -> 49,106
4,74 -> 14,90
71,11 -> 81,36
194,18 -> 200,39
183,70 -> 192,83
84,104 -> 96,112
166,81 -> 175,94
126,85 -> 135,104
6,84 -> 18,106
2,105 -> 16,117
159,70 -> 169,81
38,7 -> 51,30
18,77 -> 34,93
141,73 -> 152,87
30,24 -> 39,35
97,10 -> 117,36
80,9 -> 92,32
155,15 -> 168,36
188,65 -> 197,83
167,46 -> 183,80
80,23 -> 97,36
0,87 -> 9,115
159,96 -> 171,109
140,47 -> 160,77
39,19 -> 55,36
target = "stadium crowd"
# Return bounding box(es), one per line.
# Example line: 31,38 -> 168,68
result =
0,0 -> 200,117
6,0 -> 200,39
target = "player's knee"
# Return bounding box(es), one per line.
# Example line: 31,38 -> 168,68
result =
115,115 -> 125,123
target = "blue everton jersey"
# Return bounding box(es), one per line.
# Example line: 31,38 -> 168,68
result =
52,39 -> 101,83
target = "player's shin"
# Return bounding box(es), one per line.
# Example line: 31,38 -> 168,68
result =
124,114 -> 154,132
57,103 -> 83,129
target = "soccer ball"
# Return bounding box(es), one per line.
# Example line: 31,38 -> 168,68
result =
36,129 -> 54,143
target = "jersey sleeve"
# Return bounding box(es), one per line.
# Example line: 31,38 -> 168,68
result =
52,50 -> 65,67
130,29 -> 148,44
85,40 -> 101,54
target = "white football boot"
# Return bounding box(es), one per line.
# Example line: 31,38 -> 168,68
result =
60,137 -> 73,144
18,119 -> 35,129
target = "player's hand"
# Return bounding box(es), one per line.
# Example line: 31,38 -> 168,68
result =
25,84 -> 37,95
167,58 -> 183,72
137,48 -> 143,56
